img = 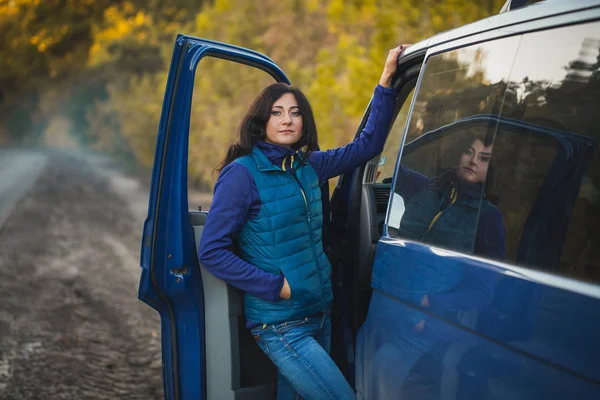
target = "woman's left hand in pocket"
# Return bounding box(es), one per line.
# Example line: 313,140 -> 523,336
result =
279,277 -> 291,300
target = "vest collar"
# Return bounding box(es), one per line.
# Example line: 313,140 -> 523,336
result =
252,141 -> 303,172
436,169 -> 486,209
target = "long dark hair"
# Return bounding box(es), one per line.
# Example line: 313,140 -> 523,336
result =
217,83 -> 319,171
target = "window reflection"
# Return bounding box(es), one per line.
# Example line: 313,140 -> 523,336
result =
391,122 -> 505,260
389,20 -> 600,284
389,36 -> 519,261
500,21 -> 600,282
406,36 -> 520,143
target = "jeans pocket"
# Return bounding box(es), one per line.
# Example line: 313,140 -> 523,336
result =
274,316 -> 310,333
251,329 -> 272,358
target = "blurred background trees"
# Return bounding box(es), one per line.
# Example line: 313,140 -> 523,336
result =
0,0 -> 504,188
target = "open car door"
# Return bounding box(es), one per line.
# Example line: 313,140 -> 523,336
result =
137,35 -> 289,400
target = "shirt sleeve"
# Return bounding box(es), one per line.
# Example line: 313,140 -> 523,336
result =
198,162 -> 284,302
308,84 -> 398,182
396,163 -> 429,202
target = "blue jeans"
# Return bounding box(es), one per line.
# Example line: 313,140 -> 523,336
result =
251,314 -> 355,400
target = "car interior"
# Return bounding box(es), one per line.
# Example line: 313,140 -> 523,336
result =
189,211 -> 278,399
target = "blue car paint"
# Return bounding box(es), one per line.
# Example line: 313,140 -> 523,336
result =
139,36 -> 189,400
138,35 -> 289,400
354,117 -> 600,398
358,239 -> 600,399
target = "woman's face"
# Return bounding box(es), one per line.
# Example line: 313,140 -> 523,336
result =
265,93 -> 303,148
456,139 -> 493,184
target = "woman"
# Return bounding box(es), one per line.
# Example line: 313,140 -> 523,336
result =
198,45 -> 408,399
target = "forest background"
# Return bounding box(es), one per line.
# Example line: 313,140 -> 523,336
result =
0,0 -> 505,192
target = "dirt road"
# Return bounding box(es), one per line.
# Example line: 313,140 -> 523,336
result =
0,150 -> 163,399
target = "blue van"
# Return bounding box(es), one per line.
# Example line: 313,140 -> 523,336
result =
138,0 -> 600,398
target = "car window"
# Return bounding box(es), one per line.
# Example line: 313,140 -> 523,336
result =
388,36 -> 520,260
389,20 -> 600,284
376,88 -> 415,183
498,21 -> 600,283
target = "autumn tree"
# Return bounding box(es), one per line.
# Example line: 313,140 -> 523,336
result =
1,0 -> 505,188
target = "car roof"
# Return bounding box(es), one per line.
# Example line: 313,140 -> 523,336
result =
404,0 -> 600,56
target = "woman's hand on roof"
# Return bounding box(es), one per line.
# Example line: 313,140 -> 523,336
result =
379,44 -> 411,88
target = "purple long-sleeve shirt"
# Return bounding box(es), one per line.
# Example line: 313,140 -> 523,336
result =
198,84 -> 398,302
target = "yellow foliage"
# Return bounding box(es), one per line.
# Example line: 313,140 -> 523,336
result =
88,0 -> 506,190
89,3 -> 154,66
327,0 -> 345,20
214,0 -> 232,13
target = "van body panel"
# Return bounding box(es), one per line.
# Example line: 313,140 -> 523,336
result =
357,3 -> 600,399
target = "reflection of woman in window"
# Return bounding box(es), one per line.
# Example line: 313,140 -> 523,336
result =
395,133 -> 506,261
390,131 -> 506,325
368,134 -> 507,400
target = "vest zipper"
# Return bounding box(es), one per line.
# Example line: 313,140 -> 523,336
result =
426,187 -> 458,233
283,155 -> 308,208
284,158 -> 325,309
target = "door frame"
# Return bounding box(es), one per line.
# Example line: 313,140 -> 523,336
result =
139,35 -> 289,400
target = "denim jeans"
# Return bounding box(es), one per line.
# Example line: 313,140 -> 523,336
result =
251,313 -> 355,400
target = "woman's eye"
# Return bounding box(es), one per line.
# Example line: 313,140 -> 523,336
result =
271,111 -> 281,116
480,157 -> 490,163
291,111 -> 301,117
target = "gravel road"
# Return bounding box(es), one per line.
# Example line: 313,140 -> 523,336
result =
0,150 -> 163,399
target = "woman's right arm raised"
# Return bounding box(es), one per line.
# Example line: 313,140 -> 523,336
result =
198,162 -> 287,301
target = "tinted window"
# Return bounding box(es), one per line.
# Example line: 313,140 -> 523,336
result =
501,22 -> 600,282
388,21 -> 600,283
388,37 -> 520,260
376,88 -> 415,183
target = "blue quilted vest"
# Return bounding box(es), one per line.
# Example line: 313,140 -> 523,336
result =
389,180 -> 497,301
234,146 -> 333,325
398,182 -> 495,253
